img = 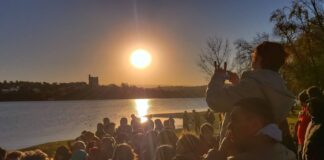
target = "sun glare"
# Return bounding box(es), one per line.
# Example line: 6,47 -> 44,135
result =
130,49 -> 152,69
134,99 -> 150,123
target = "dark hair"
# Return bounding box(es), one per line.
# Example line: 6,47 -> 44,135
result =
254,41 -> 287,71
200,123 -> 213,134
308,98 -> 324,119
307,86 -> 323,99
22,150 -> 48,160
112,143 -> 137,160
234,97 -> 274,125
176,134 -> 200,154
154,145 -> 175,160
54,146 -> 71,160
6,151 -> 24,160
298,90 -> 309,103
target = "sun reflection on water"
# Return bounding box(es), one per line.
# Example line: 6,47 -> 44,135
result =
134,99 -> 150,123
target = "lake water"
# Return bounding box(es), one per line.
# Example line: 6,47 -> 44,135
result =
0,98 -> 208,149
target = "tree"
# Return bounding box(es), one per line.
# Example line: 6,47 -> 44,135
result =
270,0 -> 324,92
197,36 -> 233,78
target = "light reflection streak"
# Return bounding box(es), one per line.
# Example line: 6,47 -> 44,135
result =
134,99 -> 150,123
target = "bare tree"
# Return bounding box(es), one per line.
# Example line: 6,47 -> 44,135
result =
197,36 -> 233,78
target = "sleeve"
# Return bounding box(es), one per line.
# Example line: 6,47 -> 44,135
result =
206,74 -> 261,112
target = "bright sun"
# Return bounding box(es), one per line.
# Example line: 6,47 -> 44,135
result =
130,49 -> 152,69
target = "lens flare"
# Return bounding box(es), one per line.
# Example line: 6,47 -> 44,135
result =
134,99 -> 150,122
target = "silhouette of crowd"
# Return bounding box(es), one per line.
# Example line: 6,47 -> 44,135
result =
1,41 -> 324,160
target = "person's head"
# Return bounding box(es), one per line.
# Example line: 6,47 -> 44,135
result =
176,134 -> 200,156
227,98 -> 274,146
0,148 -> 6,160
158,130 -> 178,148
307,86 -> 323,99
54,146 -> 71,160
192,110 -> 196,113
298,90 -> 309,107
120,117 -> 128,126
131,114 -> 136,119
103,117 -> 110,126
97,123 -> 104,131
144,130 -> 159,149
154,119 -> 163,130
6,151 -> 24,160
307,98 -> 324,119
112,143 -> 137,160
200,123 -> 214,139
163,120 -> 170,129
22,150 -> 48,160
71,141 -> 86,152
252,41 -> 287,71
101,137 -> 116,159
154,145 -> 175,160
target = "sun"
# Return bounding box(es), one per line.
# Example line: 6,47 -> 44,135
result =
130,49 -> 152,69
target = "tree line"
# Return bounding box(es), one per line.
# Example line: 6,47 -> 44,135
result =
0,81 -> 206,101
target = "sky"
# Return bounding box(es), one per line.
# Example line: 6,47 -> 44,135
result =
0,0 -> 291,86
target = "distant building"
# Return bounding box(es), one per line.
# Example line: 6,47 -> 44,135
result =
88,74 -> 99,87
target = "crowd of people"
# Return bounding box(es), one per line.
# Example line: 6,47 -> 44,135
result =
1,41 -> 324,160
0,112 -> 220,160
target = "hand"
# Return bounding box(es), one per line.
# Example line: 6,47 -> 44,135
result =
212,61 -> 226,79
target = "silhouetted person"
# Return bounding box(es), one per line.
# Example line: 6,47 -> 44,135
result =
206,41 -> 294,143
112,143 -> 137,160
295,90 -> 311,160
22,150 -> 49,160
154,119 -> 164,133
116,117 -> 132,138
100,137 -> 115,160
154,145 -> 175,160
144,115 -> 154,133
6,151 -> 24,160
70,141 -> 88,160
302,98 -> 324,160
306,86 -> 323,99
163,120 -> 171,130
168,116 -> 175,130
192,110 -> 201,134
54,146 -> 71,160
131,114 -> 141,133
199,123 -> 217,155
103,117 -> 110,133
142,130 -> 159,160
182,111 -> 190,131
205,110 -> 215,125
95,123 -> 106,139
158,130 -> 178,149
174,133 -> 202,160
204,98 -> 296,160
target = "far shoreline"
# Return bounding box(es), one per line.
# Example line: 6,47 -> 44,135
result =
0,97 -> 206,103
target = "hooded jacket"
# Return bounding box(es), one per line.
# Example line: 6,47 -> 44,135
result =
206,69 -> 295,140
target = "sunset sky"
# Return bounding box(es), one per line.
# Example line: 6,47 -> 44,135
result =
0,0 -> 290,86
